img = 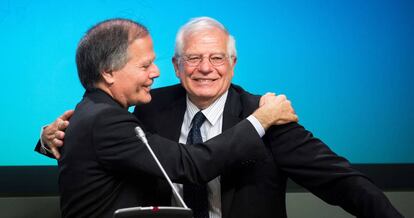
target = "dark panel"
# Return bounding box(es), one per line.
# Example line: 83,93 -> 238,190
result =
0,166 -> 59,197
1,164 -> 413,196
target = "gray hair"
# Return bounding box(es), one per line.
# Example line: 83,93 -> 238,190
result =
76,18 -> 149,89
174,17 -> 237,62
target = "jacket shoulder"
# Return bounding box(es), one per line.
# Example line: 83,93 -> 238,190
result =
148,84 -> 184,107
133,84 -> 185,119
230,84 -> 261,116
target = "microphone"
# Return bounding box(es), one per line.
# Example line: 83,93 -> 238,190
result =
135,126 -> 149,145
134,126 -> 189,209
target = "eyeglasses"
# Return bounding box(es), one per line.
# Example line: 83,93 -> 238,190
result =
179,53 -> 229,67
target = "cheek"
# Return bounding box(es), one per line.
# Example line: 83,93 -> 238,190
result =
135,71 -> 148,84
179,72 -> 192,86
224,68 -> 234,82
181,66 -> 195,76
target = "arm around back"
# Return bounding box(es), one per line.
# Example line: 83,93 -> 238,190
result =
93,106 -> 266,184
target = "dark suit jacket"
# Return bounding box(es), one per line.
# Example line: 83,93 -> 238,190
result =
134,84 -> 402,218
35,88 -> 266,218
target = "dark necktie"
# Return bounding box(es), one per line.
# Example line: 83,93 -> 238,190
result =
183,111 -> 209,218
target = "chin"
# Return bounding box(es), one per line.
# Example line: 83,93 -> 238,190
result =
134,94 -> 152,105
195,90 -> 218,99
192,86 -> 216,95
141,95 -> 152,104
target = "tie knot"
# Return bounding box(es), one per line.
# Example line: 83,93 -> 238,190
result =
191,111 -> 206,130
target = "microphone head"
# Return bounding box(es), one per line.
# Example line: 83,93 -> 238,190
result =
135,126 -> 148,144
134,126 -> 144,136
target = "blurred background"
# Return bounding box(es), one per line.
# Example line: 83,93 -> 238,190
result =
1,0 -> 413,166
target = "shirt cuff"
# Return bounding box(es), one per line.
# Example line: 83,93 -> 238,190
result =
247,115 -> 265,137
39,125 -> 53,155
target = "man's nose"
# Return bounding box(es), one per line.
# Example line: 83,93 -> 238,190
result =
150,64 -> 160,78
197,57 -> 213,73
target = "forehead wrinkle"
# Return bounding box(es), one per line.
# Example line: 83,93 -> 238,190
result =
184,32 -> 227,55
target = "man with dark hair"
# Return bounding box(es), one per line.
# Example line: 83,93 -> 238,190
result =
40,18 -> 298,218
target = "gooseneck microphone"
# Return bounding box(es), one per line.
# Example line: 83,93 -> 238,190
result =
134,126 -> 189,209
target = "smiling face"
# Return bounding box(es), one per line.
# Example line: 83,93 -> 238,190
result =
173,27 -> 236,109
104,35 -> 159,107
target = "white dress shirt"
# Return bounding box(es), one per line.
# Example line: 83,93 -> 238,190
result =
172,91 -> 264,218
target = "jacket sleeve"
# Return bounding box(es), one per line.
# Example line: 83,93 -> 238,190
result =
34,139 -> 56,159
265,122 -> 403,218
93,107 -> 266,185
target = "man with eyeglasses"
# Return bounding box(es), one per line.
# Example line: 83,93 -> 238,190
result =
37,17 -> 402,218
180,54 -> 229,67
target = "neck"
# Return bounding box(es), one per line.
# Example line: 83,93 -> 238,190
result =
95,82 -> 128,108
188,96 -> 218,110
188,90 -> 231,110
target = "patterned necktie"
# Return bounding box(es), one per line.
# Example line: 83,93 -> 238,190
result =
184,111 -> 209,218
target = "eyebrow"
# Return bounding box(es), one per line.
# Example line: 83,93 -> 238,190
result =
140,56 -> 156,65
184,52 -> 226,56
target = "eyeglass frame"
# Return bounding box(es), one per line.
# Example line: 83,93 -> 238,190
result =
176,53 -> 231,67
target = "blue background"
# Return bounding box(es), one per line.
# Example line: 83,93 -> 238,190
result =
1,0 -> 413,165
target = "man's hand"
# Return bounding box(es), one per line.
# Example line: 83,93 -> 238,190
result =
41,110 -> 74,159
253,93 -> 298,130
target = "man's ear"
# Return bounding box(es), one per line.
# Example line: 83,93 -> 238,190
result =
101,70 -> 115,85
172,57 -> 181,78
232,56 -> 237,67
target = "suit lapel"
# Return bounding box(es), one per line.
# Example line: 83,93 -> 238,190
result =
221,86 -> 244,218
157,92 -> 186,142
222,86 -> 244,131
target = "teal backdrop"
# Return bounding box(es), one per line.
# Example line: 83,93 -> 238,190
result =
1,0 -> 413,165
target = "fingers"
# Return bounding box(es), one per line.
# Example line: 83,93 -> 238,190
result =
51,147 -> 61,160
42,127 -> 63,159
257,93 -> 298,127
49,137 -> 63,159
276,94 -> 286,102
56,110 -> 73,130
259,92 -> 276,107
50,130 -> 64,148
57,120 -> 69,131
52,138 -> 64,147
40,110 -> 73,159
277,99 -> 298,124
60,110 -> 74,120
42,125 -> 56,145
293,114 -> 299,122
55,131 -> 65,140
277,114 -> 299,125
272,94 -> 297,125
